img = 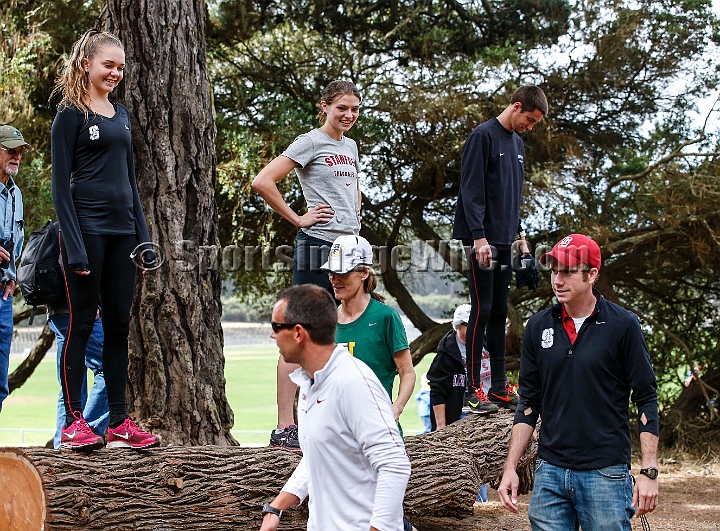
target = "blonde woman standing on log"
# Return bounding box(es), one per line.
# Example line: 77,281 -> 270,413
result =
51,29 -> 158,451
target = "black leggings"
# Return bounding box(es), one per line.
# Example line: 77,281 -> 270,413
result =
60,233 -> 137,428
464,244 -> 512,393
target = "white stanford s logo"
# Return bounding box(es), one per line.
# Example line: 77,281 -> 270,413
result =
541,328 -> 554,349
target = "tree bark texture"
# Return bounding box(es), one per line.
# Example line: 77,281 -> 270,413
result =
0,413 -> 536,530
404,411 -> 537,521
104,1 -> 234,445
0,446 -> 307,531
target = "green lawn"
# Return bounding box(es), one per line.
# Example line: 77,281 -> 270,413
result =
1,347 -> 436,446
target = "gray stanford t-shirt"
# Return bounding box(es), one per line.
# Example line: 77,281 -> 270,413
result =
282,128 -> 361,242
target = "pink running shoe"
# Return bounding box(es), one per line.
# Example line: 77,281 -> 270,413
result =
60,417 -> 105,451
107,418 -> 160,449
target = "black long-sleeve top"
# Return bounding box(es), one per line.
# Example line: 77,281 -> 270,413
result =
427,330 -> 467,431
514,290 -> 659,469
51,103 -> 151,271
452,118 -> 525,247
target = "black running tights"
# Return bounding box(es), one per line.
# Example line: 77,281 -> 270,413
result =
60,233 -> 137,428
464,244 -> 512,393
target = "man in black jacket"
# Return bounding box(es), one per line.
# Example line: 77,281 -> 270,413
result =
453,86 -> 547,412
428,305 -> 498,430
498,234 -> 659,530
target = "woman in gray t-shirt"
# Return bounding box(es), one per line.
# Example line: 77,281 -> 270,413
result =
252,80 -> 363,447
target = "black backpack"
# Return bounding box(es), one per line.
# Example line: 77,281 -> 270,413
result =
17,220 -> 66,323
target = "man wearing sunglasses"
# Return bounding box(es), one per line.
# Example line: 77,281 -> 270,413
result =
0,125 -> 28,411
260,284 -> 411,531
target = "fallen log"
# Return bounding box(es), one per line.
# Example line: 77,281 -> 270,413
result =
0,412 -> 536,530
404,411 -> 537,521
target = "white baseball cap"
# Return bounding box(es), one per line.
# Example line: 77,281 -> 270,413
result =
452,304 -> 471,329
320,235 -> 373,274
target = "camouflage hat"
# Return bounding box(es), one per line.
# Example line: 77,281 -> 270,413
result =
0,125 -> 31,150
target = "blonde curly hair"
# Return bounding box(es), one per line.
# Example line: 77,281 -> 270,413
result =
51,29 -> 124,120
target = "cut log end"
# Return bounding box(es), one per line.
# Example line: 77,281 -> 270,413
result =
0,451 -> 46,531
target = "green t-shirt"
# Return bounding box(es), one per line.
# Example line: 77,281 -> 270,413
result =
335,298 -> 410,399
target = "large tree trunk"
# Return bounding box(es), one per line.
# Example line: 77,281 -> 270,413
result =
0,414 -> 536,530
0,446 -> 307,531
104,2 -> 234,444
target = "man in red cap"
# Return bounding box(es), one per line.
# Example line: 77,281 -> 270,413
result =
0,125 -> 29,411
498,234 -> 659,530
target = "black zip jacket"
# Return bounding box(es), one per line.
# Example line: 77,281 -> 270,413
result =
427,330 -> 467,431
514,290 -> 658,469
452,118 -> 524,246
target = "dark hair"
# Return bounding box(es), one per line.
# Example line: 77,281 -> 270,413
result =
316,80 -> 362,123
580,263 -> 596,283
355,266 -> 386,303
511,86 -> 548,116
277,285 -> 337,345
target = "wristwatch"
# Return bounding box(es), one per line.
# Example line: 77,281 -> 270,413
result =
262,502 -> 282,519
639,467 -> 659,480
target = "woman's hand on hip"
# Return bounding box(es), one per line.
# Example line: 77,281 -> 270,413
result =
298,204 -> 334,228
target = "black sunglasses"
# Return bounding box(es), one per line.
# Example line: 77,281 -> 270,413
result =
0,146 -> 28,157
271,321 -> 313,333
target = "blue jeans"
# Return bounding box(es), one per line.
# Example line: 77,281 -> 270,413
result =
0,295 -> 13,411
50,315 -> 108,448
528,459 -> 635,531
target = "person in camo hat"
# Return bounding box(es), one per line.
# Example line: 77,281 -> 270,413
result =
0,124 -> 29,411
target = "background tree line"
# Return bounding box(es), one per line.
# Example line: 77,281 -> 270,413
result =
1,0 -> 719,447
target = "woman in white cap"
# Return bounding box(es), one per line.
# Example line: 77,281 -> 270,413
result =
252,80 -> 363,449
323,234 -> 417,531
322,235 -> 416,426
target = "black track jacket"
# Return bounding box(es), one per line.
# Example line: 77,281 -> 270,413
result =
452,118 -> 525,246
514,290 -> 658,469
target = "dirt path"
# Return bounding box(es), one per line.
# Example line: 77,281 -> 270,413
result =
415,460 -> 720,530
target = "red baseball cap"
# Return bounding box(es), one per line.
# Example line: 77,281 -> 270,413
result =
540,234 -> 601,271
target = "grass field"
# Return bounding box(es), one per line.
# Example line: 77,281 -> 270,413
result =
0,347 -> 436,446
